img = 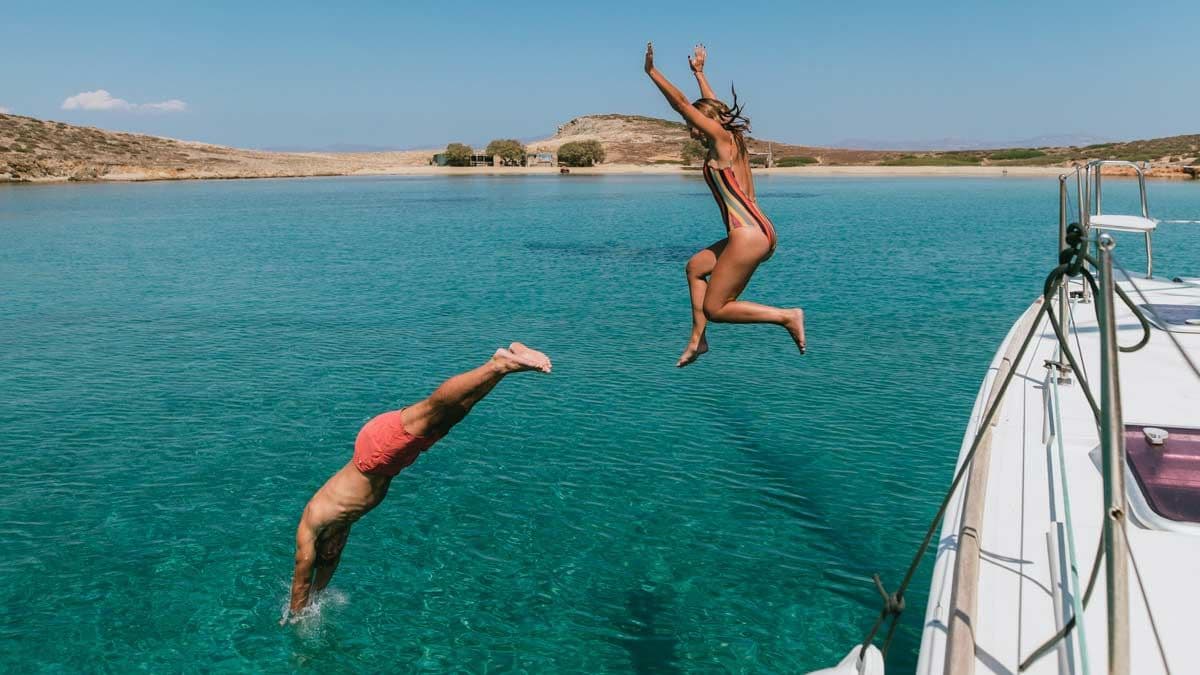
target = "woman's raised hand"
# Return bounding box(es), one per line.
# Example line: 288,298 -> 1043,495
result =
688,44 -> 707,72
644,42 -> 655,73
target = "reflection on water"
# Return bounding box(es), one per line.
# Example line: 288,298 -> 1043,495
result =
612,584 -> 682,674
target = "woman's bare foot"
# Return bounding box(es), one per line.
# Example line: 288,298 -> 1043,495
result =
782,309 -> 806,354
498,342 -> 553,373
676,335 -> 709,368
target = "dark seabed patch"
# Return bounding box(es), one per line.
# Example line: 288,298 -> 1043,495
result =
525,241 -> 697,263
609,584 -> 682,675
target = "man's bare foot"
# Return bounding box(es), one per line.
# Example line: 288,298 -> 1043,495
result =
783,308 -> 806,354
676,336 -> 709,368
494,343 -> 552,373
509,342 -> 552,372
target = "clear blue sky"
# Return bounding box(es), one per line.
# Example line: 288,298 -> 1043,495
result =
2,1 -> 1196,149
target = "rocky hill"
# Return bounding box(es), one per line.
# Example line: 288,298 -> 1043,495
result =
0,112 -> 430,182
526,114 -> 694,163
526,113 -> 894,165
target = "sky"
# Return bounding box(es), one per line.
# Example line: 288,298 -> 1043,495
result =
2,1 -> 1197,150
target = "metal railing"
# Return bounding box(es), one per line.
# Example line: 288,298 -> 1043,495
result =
1085,160 -> 1155,278
1055,172 -> 1133,673
1060,167 -> 1090,303
1095,233 -> 1131,675
1089,160 -> 1150,221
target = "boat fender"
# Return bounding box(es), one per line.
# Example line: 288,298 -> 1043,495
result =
805,645 -> 884,675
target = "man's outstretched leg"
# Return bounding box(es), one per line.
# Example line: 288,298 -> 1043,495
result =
284,342 -> 551,620
400,342 -> 552,437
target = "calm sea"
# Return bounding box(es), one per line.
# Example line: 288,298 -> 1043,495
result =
2,174 -> 1198,672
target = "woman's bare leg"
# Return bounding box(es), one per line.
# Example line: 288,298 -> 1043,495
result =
679,239 -> 726,367
703,229 -> 805,353
401,344 -> 552,436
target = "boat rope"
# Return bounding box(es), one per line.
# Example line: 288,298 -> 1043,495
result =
1020,249 -> 1195,671
1120,516 -> 1172,674
856,291 -> 1052,660
1048,369 -> 1092,674
1068,291 -> 1090,382
1113,257 -> 1200,381
858,224 -> 1155,662
1103,253 -> 1200,675
1019,535 -> 1104,670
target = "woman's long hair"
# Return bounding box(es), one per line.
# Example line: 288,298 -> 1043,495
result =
692,85 -> 751,157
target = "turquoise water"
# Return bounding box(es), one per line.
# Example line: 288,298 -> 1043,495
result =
3,174 -> 1198,672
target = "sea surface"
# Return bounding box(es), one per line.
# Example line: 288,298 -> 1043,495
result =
2,174 -> 1198,673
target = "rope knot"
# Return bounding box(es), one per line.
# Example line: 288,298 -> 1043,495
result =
1061,223 -> 1087,276
873,573 -> 905,615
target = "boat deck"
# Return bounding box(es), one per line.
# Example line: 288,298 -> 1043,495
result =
918,275 -> 1200,674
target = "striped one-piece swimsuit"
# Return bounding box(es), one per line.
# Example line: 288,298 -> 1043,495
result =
702,162 -> 778,252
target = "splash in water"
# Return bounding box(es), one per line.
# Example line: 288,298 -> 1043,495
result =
279,588 -> 348,631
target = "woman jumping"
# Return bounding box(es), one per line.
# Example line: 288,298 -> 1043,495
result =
644,42 -> 805,366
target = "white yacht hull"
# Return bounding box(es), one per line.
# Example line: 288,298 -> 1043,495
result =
916,276 -> 1199,674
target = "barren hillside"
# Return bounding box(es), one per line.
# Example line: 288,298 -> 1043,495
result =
526,113 -> 896,165
0,113 -> 431,182
526,114 -> 694,163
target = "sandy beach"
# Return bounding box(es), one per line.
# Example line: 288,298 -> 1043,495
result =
0,164 -> 1124,184
9,161 -> 1165,184
93,163 -> 1075,183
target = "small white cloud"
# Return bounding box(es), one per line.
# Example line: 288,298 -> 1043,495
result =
140,99 -> 187,113
0,106 -> 10,114
61,89 -> 187,113
63,90 -> 131,111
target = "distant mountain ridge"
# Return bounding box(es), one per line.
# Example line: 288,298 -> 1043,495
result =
836,133 -> 1112,151
260,143 -> 412,153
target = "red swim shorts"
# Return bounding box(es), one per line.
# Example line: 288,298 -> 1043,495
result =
352,409 -> 443,477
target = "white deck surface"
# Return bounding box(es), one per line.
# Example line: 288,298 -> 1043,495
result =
918,274 -> 1200,675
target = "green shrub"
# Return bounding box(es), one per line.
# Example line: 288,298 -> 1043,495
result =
443,143 -> 473,167
681,140 -> 706,165
776,156 -> 818,167
881,154 -> 980,166
485,139 -> 525,166
558,140 -> 605,167
987,148 -> 1046,160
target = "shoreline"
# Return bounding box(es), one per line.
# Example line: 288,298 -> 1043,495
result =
7,163 -> 1190,186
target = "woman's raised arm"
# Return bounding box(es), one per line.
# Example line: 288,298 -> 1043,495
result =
689,44 -> 718,100
644,42 -> 724,141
